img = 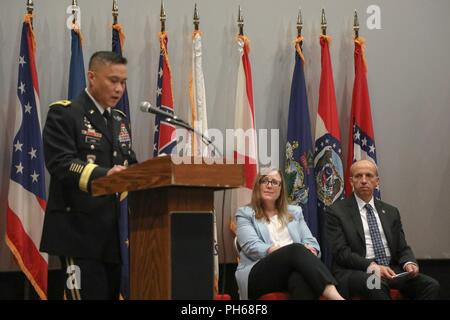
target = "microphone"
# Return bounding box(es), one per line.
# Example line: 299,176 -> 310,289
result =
139,101 -> 175,120
138,101 -> 223,157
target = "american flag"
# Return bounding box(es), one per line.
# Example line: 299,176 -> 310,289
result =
153,32 -> 176,156
345,37 -> 380,199
6,14 -> 48,300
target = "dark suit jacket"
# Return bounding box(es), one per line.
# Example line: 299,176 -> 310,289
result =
40,91 -> 137,263
326,194 -> 416,293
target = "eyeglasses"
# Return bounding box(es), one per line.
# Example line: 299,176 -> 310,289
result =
259,178 -> 282,187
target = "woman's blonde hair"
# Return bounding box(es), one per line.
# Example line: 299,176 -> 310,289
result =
250,168 -> 293,226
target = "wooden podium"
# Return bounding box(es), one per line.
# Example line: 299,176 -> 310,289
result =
92,156 -> 244,300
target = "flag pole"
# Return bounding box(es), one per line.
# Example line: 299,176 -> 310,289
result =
160,1 -> 166,32
295,8 -> 306,63
72,0 -> 78,25
297,8 -> 303,37
237,5 -> 244,36
321,8 -> 327,36
24,0 -> 35,299
112,0 -> 118,25
26,0 -> 34,14
353,10 -> 360,39
26,0 -> 34,26
191,3 -> 199,154
193,3 -> 199,31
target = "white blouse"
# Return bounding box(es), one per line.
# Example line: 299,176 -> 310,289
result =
266,215 -> 293,248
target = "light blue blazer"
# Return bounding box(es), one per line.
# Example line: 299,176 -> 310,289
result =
235,205 -> 321,300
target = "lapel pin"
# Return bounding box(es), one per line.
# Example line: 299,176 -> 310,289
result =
89,109 -> 95,114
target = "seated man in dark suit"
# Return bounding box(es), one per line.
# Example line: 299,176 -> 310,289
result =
326,160 -> 439,299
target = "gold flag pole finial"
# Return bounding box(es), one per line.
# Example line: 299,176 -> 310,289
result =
26,0 -> 34,14
160,1 -> 166,32
321,8 -> 327,35
112,0 -> 119,25
26,0 -> 34,26
297,8 -> 303,37
237,6 -> 244,36
193,3 -> 199,31
72,0 -> 78,25
353,10 -> 360,39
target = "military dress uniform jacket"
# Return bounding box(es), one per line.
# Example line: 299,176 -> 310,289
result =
40,91 -> 137,263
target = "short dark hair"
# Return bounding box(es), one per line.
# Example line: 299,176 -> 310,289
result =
88,51 -> 127,70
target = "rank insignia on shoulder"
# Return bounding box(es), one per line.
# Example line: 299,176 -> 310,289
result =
49,100 -> 71,107
113,109 -> 126,118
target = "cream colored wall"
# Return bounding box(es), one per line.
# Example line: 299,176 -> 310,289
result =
1,0 -> 449,270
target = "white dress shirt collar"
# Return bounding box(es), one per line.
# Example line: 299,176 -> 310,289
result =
85,88 -> 111,116
354,193 -> 375,211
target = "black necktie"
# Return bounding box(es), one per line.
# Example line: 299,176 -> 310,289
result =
102,110 -> 113,136
365,203 -> 390,266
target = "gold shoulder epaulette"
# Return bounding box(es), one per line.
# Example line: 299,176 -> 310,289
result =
113,109 -> 127,117
49,100 -> 71,107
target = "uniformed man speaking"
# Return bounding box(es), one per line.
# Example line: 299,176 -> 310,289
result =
40,51 -> 137,300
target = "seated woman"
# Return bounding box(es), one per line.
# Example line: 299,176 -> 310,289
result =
235,168 -> 344,300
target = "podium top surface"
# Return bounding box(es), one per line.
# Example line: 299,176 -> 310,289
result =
92,156 -> 246,196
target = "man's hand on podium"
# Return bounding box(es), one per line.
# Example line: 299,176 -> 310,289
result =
107,165 -> 127,176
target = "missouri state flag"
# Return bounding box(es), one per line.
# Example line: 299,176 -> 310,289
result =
345,37 -> 380,199
284,36 -> 318,237
6,13 -> 48,300
314,35 -> 344,265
